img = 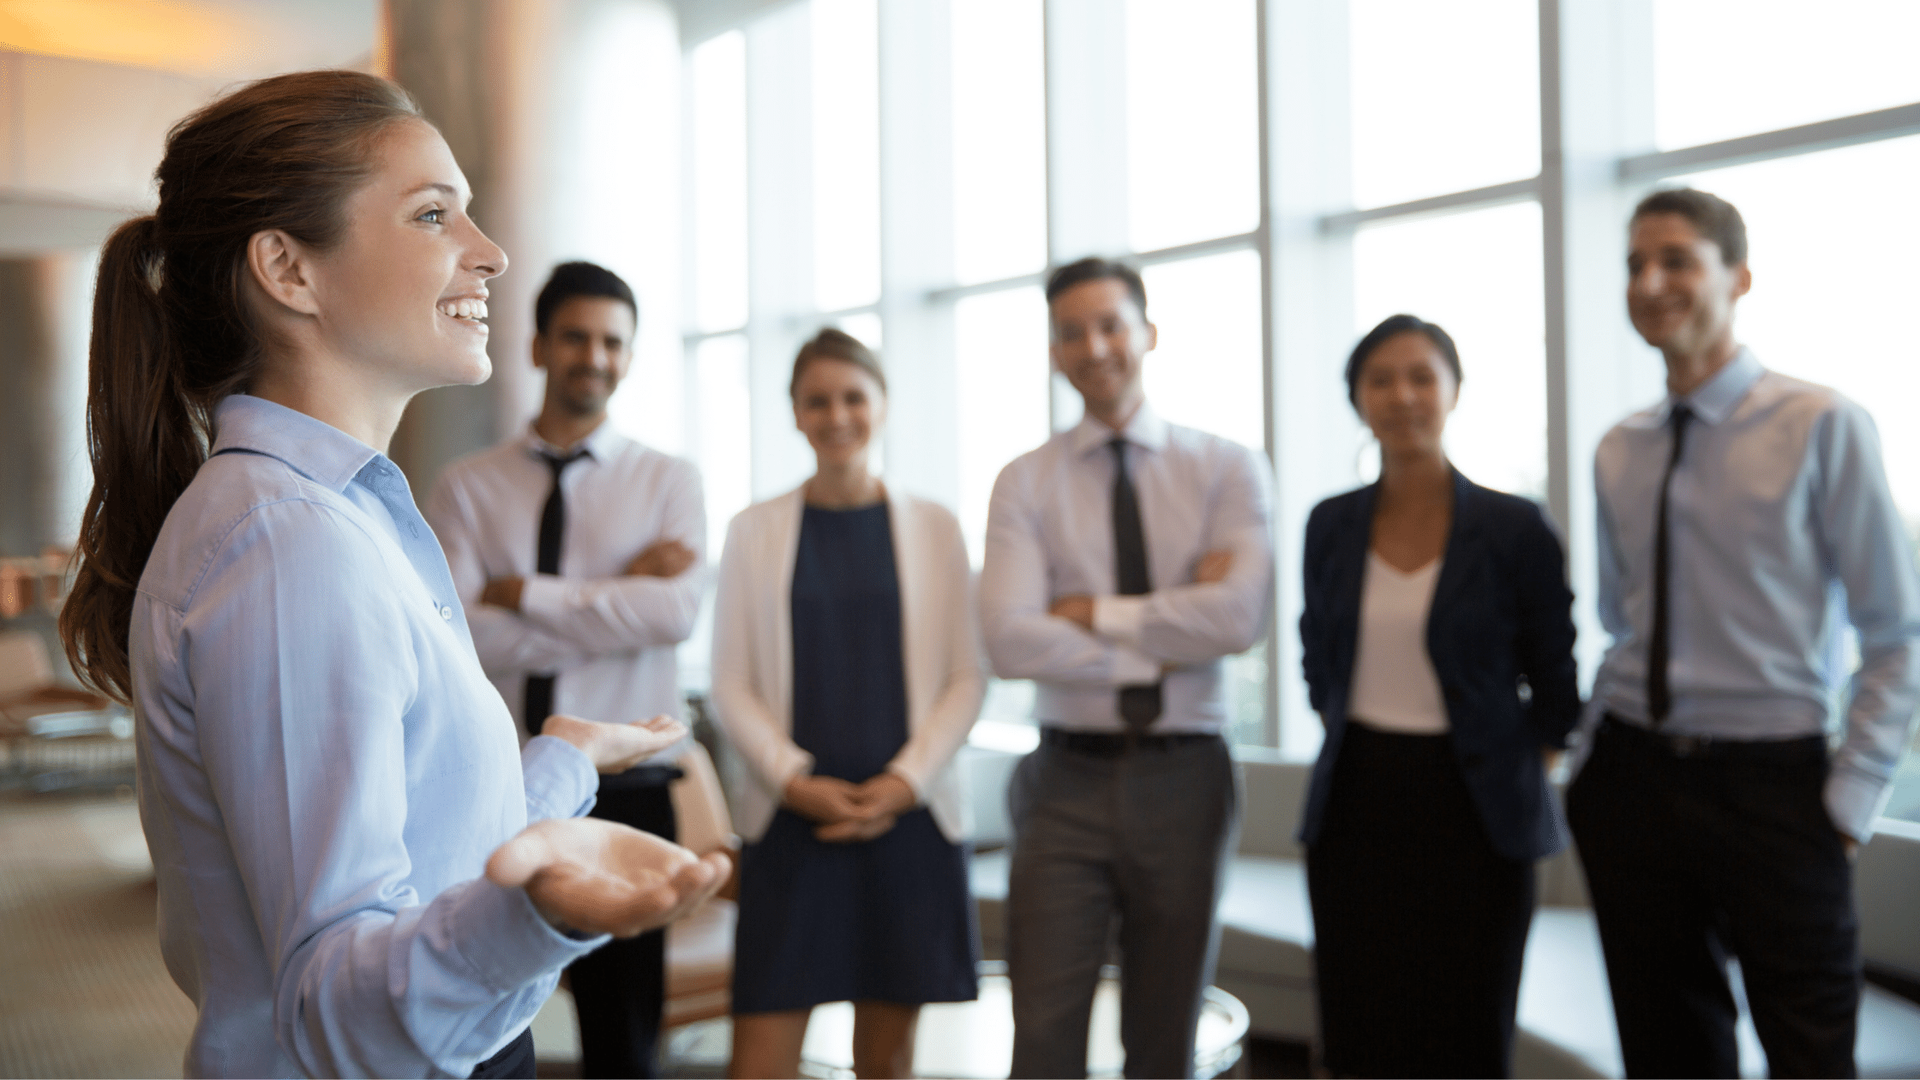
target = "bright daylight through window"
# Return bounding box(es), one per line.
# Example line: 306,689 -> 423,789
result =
680,0 -> 1920,776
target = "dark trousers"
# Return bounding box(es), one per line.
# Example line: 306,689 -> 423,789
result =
1006,734 -> 1239,1080
567,775 -> 678,1079
1567,716 -> 1860,1079
469,1029 -> 534,1079
1306,723 -> 1534,1078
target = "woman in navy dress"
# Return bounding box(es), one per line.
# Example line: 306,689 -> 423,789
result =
711,329 -> 987,1079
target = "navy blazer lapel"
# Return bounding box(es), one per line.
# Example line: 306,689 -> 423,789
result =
1427,468 -> 1479,623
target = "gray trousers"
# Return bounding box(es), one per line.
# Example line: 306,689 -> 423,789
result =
1006,736 -> 1240,1079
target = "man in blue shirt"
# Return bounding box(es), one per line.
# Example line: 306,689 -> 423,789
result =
1569,188 -> 1920,1078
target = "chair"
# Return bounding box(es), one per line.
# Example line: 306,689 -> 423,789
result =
664,741 -> 738,1026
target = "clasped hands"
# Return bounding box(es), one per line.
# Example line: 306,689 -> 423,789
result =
481,538 -> 697,612
784,772 -> 918,843
1050,548 -> 1235,630
487,712 -> 727,937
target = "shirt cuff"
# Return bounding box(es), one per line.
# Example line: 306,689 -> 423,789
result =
885,761 -> 929,805
521,735 -> 599,822
1825,764 -> 1892,842
518,573 -> 566,622
450,877 -> 608,993
1110,642 -> 1160,687
1093,595 -> 1149,647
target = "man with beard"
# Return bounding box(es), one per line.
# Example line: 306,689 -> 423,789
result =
427,261 -> 707,1078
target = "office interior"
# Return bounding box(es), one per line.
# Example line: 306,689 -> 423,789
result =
2,0 -> 1919,1076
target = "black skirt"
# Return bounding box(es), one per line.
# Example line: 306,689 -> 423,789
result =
1305,722 -> 1535,1078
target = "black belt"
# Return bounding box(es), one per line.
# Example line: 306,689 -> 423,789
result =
1601,713 -> 1826,763
598,763 -> 684,792
468,1027 -> 533,1079
1042,727 -> 1220,757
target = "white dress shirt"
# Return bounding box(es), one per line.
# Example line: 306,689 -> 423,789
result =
426,421 -> 706,737
1347,553 -> 1449,734
709,486 -> 987,841
1587,348 -> 1920,839
980,404 -> 1275,733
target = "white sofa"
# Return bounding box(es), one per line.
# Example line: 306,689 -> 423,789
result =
963,744 -> 1920,1079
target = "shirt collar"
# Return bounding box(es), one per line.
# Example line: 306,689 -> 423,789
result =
211,394 -> 381,494
520,416 -> 624,462
1664,346 -> 1763,427
1070,401 -> 1169,456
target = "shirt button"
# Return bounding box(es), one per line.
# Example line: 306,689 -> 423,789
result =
439,604 -> 453,621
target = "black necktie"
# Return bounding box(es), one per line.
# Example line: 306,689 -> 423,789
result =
1111,438 -> 1162,731
524,450 -> 585,735
1646,405 -> 1693,726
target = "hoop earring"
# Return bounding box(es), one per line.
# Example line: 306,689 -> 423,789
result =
1354,428 -> 1381,485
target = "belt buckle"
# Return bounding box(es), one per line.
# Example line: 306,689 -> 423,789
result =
1669,733 -> 1709,758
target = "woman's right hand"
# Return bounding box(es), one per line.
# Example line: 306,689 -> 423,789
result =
783,774 -> 863,824
486,817 -> 728,937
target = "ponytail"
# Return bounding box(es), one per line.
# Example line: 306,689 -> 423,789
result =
58,70 -> 421,702
59,217 -> 210,701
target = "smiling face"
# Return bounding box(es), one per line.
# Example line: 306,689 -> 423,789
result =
1626,211 -> 1750,361
1050,276 -> 1156,423
534,296 -> 635,420
792,357 -> 885,471
301,118 -> 506,395
1355,330 -> 1458,460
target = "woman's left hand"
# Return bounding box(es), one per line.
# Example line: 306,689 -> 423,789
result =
543,714 -> 686,774
812,772 -> 917,843
486,817 -> 728,937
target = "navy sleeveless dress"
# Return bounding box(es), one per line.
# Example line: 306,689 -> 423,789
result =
730,503 -> 979,1013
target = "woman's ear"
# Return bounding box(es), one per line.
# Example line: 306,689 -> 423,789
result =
246,229 -> 322,317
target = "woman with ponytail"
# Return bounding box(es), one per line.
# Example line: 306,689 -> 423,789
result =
59,70 -> 725,1079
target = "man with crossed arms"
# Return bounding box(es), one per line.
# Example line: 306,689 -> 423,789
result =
981,257 -> 1273,1079
428,261 -> 705,1079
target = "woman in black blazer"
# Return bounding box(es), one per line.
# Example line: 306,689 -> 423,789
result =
1298,314 -> 1580,1078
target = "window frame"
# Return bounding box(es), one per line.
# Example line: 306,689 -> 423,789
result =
679,0 -> 1920,758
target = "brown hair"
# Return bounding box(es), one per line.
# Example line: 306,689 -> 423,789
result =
1045,256 -> 1147,318
789,327 -> 886,398
60,70 -> 422,702
1632,187 -> 1748,265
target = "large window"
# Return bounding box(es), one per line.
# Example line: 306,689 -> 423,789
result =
1352,202 -> 1547,499
682,1 -> 1920,782
1653,0 -> 1920,150
1348,0 -> 1539,209
954,288 -> 1050,562
810,0 -> 881,313
950,0 -> 1046,286
1124,0 -> 1259,252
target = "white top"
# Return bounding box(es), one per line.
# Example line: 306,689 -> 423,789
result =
709,486 -> 987,842
426,420 -> 706,737
1346,552 -> 1449,734
979,403 -> 1274,733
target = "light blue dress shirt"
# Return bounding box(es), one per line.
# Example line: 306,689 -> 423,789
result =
130,395 -> 607,1078
1588,349 -> 1920,840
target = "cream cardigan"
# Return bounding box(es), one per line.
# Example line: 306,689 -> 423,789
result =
709,485 -> 986,842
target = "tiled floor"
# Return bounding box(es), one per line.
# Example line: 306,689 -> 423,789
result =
0,790 -> 194,1079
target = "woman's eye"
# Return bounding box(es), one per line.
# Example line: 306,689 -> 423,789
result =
419,208 -> 447,225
